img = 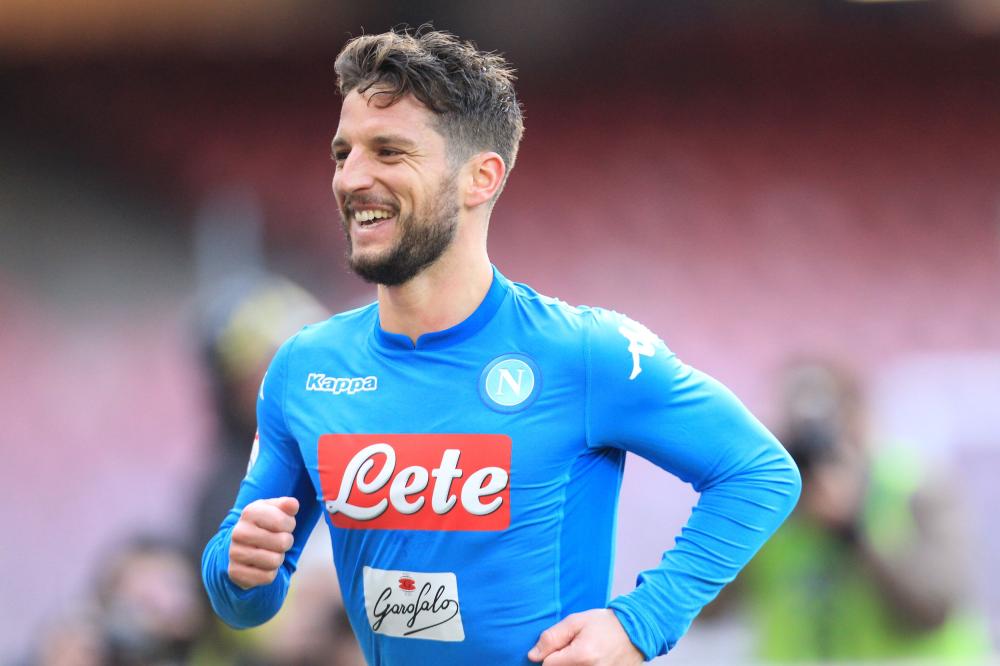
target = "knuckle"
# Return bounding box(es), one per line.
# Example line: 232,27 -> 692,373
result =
231,522 -> 249,541
228,543 -> 243,561
234,549 -> 255,567
228,565 -> 250,587
264,551 -> 284,569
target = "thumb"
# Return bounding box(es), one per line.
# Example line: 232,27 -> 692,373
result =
265,496 -> 300,518
528,614 -> 580,662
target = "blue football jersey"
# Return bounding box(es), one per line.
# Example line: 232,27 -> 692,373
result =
202,267 -> 801,664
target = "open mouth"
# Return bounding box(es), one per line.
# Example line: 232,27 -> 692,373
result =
352,208 -> 396,228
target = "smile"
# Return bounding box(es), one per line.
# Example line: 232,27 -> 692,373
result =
350,207 -> 398,229
355,209 -> 393,224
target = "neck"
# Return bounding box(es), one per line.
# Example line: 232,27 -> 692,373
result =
376,241 -> 493,344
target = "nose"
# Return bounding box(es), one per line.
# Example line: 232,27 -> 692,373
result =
333,149 -> 376,197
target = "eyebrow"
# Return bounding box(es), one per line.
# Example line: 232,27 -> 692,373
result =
331,134 -> 418,151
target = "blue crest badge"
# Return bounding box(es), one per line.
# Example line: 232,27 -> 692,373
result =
479,354 -> 541,413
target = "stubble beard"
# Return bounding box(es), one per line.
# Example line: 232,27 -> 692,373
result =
342,173 -> 460,287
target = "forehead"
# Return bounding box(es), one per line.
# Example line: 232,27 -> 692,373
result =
335,89 -> 442,145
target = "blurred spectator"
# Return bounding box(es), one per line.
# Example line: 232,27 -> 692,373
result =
250,560 -> 366,666
92,535 -> 208,665
191,272 -> 365,664
192,272 -> 327,551
32,607 -> 107,666
740,360 -> 991,662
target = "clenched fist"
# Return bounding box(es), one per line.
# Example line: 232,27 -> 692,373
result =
227,497 -> 299,590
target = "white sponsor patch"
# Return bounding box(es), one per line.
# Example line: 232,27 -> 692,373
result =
362,566 -> 464,642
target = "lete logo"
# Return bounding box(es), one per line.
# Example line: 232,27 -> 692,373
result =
318,434 -> 512,531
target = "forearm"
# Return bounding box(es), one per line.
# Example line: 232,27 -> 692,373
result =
202,526 -> 293,629
201,336 -> 322,629
608,447 -> 801,658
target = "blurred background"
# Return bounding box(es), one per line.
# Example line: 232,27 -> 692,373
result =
2,0 -> 999,664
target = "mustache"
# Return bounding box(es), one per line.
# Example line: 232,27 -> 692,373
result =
343,194 -> 400,212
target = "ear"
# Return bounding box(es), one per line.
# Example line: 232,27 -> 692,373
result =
462,152 -> 507,208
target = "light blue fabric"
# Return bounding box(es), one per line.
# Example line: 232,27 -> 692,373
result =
202,266 -> 800,663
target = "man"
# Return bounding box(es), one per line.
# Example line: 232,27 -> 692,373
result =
202,28 -> 801,665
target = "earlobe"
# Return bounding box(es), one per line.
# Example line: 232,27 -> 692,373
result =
464,152 -> 506,208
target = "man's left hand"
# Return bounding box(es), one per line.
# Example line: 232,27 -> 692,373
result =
528,609 -> 644,665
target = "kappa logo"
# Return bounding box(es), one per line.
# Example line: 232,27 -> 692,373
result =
479,353 -> 541,413
618,318 -> 659,380
306,373 -> 378,395
246,431 -> 260,474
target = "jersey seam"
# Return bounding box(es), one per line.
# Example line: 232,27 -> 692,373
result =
583,311 -> 594,450
558,311 -> 594,624
554,470 -> 568,626
280,334 -> 297,437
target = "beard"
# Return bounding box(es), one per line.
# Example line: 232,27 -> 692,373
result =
341,172 -> 460,287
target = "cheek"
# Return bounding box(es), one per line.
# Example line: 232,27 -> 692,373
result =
331,173 -> 346,201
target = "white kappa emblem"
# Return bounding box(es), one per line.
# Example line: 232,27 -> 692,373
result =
618,319 -> 659,380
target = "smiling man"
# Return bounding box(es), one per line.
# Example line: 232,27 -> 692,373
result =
202,28 -> 801,665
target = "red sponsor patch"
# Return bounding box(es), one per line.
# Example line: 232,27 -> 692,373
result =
318,434 -> 511,531
398,576 -> 416,591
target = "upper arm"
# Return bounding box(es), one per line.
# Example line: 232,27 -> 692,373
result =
585,308 -> 798,492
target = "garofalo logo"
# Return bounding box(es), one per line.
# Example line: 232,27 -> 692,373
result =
306,373 -> 378,395
363,566 -> 465,642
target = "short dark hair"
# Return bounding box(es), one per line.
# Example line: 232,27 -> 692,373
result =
335,27 -> 524,182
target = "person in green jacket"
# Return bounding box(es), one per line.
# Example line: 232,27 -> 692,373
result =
743,360 -> 991,663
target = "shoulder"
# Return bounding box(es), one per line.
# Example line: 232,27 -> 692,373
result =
503,277 -> 665,353
282,301 -> 378,355
504,277 -> 607,333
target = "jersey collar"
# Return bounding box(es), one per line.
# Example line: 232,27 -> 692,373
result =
372,265 -> 510,352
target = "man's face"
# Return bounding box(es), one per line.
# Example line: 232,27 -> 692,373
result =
332,89 -> 460,286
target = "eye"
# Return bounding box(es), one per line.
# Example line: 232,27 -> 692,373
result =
332,150 -> 349,164
378,148 -> 402,158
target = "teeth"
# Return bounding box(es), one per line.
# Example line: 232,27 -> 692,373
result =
354,209 -> 393,223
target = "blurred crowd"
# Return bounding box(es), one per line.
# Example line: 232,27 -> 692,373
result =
26,531 -> 363,666
708,360 -> 992,664
19,275 -> 365,666
15,270 -> 993,665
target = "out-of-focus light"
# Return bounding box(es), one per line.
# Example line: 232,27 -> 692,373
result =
845,0 -> 929,3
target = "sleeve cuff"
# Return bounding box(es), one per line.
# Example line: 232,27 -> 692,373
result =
609,593 -> 675,660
